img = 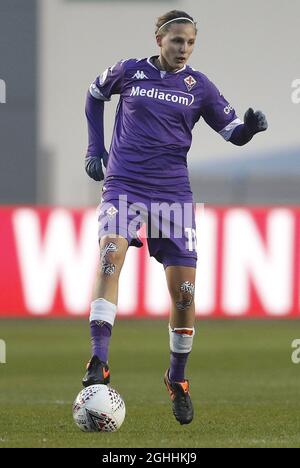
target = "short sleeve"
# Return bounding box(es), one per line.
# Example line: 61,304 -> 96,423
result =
89,60 -> 126,101
201,79 -> 243,141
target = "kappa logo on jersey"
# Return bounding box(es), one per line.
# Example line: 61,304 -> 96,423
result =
132,70 -> 149,80
184,75 -> 197,91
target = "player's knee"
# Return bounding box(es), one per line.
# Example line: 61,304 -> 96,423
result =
99,238 -> 123,277
169,325 -> 195,353
173,281 -> 195,311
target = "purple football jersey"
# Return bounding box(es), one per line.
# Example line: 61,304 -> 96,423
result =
88,57 -> 242,193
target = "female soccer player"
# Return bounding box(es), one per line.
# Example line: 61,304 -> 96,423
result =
83,10 -> 268,425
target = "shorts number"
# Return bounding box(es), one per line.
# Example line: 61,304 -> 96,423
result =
185,228 -> 197,252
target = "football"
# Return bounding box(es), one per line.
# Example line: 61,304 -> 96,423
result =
72,384 -> 126,432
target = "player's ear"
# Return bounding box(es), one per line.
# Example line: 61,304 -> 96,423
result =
156,34 -> 163,47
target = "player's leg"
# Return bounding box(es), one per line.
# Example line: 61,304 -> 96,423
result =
82,235 -> 128,387
92,234 -> 129,304
166,265 -> 196,381
164,265 -> 196,424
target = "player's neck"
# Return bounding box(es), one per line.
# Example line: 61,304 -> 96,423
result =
154,55 -> 183,73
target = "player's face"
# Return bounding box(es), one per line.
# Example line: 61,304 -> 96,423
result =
156,23 -> 196,72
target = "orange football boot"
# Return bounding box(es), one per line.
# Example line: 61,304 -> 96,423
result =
82,355 -> 110,387
164,369 -> 194,425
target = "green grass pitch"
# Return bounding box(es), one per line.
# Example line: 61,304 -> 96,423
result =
0,319 -> 299,448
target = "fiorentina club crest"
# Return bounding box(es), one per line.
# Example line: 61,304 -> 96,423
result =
184,75 -> 197,91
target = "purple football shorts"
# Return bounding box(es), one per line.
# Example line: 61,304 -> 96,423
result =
98,180 -> 197,269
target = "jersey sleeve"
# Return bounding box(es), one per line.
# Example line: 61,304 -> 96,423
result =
201,78 -> 243,141
89,60 -> 126,101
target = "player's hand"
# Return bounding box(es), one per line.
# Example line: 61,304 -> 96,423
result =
85,150 -> 108,181
244,108 -> 268,135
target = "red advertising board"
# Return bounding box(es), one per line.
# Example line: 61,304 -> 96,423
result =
0,206 -> 299,318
